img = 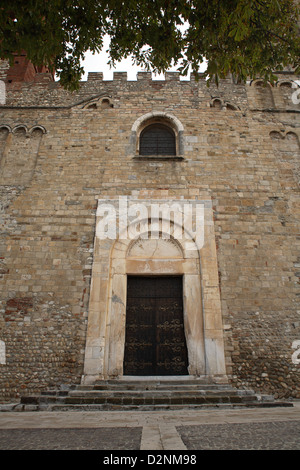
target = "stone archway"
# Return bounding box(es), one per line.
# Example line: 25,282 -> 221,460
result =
128,111 -> 185,156
105,233 -> 205,378
82,194 -> 227,384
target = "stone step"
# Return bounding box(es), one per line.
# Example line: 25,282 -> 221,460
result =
77,383 -> 235,392
77,378 -> 235,391
35,394 -> 256,405
97,378 -> 218,386
21,393 -> 258,406
40,384 -> 256,398
66,389 -> 255,398
17,397 -> 292,411
17,379 -> 291,411
15,399 -> 293,412
74,386 -> 238,393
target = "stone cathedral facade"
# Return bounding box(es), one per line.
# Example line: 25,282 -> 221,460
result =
0,57 -> 299,402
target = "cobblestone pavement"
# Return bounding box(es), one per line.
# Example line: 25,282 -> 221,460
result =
0,427 -> 142,450
177,421 -> 300,450
0,403 -> 299,451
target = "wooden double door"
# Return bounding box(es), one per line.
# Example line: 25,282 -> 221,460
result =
123,276 -> 189,375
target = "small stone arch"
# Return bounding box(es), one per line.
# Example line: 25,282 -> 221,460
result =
210,98 -> 223,109
225,102 -> 239,111
100,97 -> 114,109
29,125 -> 47,135
286,131 -> 299,143
252,79 -> 273,88
270,130 -> 300,142
270,130 -> 284,140
277,80 -> 296,89
210,98 -> 238,111
0,124 -> 12,134
82,96 -> 114,110
130,111 -> 184,156
12,124 -> 28,135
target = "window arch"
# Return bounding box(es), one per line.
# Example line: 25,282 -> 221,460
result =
130,112 -> 185,158
139,123 -> 176,155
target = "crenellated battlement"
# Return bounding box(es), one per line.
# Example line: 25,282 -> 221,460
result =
87,70 -> 206,82
1,59 -> 299,114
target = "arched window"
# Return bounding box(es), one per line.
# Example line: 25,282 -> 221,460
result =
130,112 -> 184,158
139,124 -> 176,156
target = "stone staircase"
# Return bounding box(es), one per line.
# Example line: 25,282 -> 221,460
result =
15,378 -> 293,411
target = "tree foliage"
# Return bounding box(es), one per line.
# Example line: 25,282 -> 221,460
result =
0,0 -> 299,90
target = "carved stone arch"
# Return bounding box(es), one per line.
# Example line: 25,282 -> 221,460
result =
29,125 -> 47,135
127,234 -> 184,259
118,210 -> 202,258
210,98 -> 223,109
270,130 -> 300,142
82,95 -> 114,110
252,79 -> 273,88
277,80 -> 297,89
104,228 -> 205,378
12,124 -> 28,135
270,130 -> 284,140
210,98 -> 238,111
0,124 -> 12,134
225,102 -> 239,111
131,111 -> 184,133
100,97 -> 114,109
130,111 -> 184,156
286,131 -> 299,142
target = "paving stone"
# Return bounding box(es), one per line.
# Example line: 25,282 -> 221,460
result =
0,427 -> 142,450
177,421 -> 300,450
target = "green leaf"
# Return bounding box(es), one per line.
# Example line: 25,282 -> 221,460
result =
0,0 -> 299,90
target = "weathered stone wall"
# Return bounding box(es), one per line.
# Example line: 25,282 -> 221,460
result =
0,70 -> 299,400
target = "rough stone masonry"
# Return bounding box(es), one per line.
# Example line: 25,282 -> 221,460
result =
0,59 -> 299,401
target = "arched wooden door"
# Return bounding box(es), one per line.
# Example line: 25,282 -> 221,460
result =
123,276 -> 188,375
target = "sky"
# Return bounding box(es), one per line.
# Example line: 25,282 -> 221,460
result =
80,35 -> 207,81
